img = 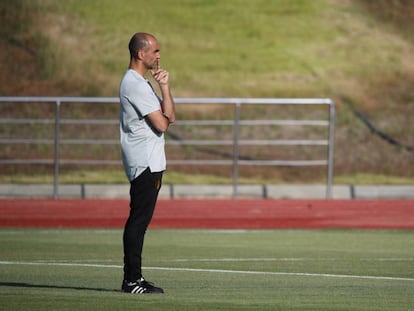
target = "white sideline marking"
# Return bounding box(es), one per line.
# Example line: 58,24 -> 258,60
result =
162,257 -> 414,262
0,261 -> 121,269
11,257 -> 413,263
146,266 -> 414,282
0,260 -> 413,282
168,258 -> 309,262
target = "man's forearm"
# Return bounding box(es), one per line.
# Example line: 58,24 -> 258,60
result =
160,84 -> 175,124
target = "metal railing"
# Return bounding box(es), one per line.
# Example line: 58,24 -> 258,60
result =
0,97 -> 335,198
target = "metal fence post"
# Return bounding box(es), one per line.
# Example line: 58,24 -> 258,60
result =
53,100 -> 61,199
326,102 -> 335,198
232,102 -> 241,198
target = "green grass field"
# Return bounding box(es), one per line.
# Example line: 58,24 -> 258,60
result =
1,229 -> 413,310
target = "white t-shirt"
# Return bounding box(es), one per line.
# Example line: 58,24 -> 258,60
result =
119,69 -> 166,181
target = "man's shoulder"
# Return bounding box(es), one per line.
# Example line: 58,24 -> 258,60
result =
120,70 -> 150,93
122,69 -> 145,83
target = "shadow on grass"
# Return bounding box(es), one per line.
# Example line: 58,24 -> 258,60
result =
0,282 -> 118,293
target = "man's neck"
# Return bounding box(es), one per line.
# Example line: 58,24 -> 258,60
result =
129,60 -> 147,76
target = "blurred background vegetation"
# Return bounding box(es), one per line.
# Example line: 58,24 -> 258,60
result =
0,0 -> 413,185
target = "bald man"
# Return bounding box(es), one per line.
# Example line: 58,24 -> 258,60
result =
119,32 -> 175,294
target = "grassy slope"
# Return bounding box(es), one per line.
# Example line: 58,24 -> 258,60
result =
1,0 -> 413,183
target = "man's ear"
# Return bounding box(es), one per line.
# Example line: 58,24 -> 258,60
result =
137,50 -> 144,60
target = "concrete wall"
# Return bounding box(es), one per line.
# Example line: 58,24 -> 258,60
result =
1,184 -> 413,199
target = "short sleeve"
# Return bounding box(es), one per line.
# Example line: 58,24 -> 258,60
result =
128,81 -> 160,117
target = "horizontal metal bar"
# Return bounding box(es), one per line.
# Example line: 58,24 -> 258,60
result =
166,160 -> 328,166
174,120 -> 234,126
60,139 -> 119,145
0,119 -> 54,124
241,140 -> 328,146
0,96 -> 334,105
240,120 -> 329,126
167,140 -> 328,146
0,159 -> 121,165
175,98 -> 334,105
0,119 -> 118,125
175,120 -> 329,126
0,139 -> 55,144
1,138 -> 327,146
59,160 -> 121,165
167,140 -> 233,146
0,97 -> 119,103
0,139 -> 119,145
0,159 -> 327,166
169,160 -> 233,165
238,160 -> 328,166
59,120 -> 117,125
0,159 -> 54,164
1,118 -> 328,127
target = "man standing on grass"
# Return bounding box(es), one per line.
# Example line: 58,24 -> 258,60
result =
119,32 -> 175,294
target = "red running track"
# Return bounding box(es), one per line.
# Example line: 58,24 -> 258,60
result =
0,199 -> 413,229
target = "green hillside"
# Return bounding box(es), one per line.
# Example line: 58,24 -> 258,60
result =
1,0 -> 413,183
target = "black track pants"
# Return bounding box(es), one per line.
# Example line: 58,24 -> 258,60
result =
123,167 -> 163,281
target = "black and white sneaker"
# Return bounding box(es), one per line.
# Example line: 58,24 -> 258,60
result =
122,278 -> 164,294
